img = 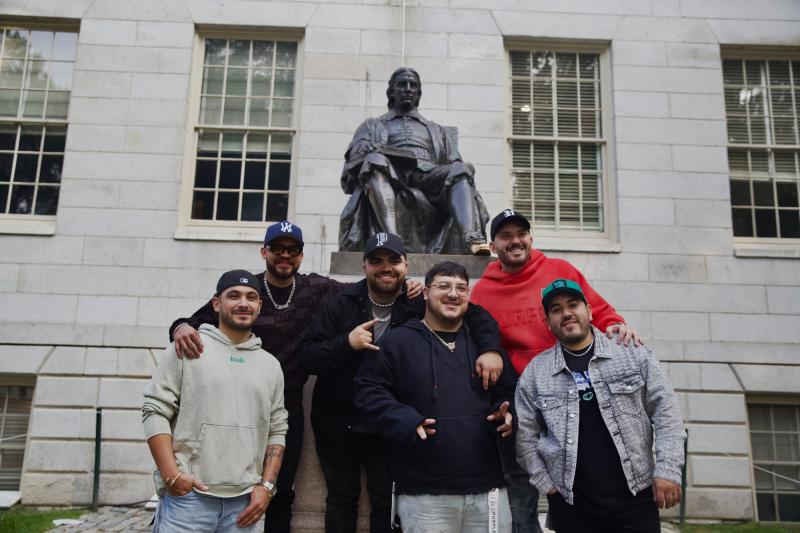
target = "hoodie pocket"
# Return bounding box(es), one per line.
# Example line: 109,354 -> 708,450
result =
189,423 -> 257,485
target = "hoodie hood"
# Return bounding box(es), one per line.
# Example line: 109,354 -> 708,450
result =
199,324 -> 262,351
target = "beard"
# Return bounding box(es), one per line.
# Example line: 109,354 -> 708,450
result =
267,260 -> 299,281
425,300 -> 466,327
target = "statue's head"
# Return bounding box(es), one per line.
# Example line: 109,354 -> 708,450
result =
386,67 -> 422,110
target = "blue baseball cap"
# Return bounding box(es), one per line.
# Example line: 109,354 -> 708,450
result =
264,220 -> 304,246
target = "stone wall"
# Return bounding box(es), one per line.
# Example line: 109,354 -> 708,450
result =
2,0 -> 800,524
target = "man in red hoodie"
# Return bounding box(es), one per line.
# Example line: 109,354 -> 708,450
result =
470,208 -> 640,533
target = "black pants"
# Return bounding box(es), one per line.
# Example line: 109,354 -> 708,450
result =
312,421 -> 393,533
263,404 -> 304,533
547,486 -> 660,533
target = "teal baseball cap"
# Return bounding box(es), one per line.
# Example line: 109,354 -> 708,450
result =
541,278 -> 586,311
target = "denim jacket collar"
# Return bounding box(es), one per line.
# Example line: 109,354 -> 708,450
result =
550,327 -> 613,376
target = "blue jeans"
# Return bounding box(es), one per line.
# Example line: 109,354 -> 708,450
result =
154,490 -> 263,533
397,489 -> 512,533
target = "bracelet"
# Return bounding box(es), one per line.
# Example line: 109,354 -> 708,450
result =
166,471 -> 183,488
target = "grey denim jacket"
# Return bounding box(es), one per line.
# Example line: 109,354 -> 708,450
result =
515,329 -> 685,504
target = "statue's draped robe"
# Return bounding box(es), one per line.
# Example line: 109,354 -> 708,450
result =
339,110 -> 489,254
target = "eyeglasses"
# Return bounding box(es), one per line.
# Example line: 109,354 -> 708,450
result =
268,244 -> 303,257
428,282 -> 469,295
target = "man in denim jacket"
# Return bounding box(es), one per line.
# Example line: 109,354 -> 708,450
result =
515,279 -> 685,532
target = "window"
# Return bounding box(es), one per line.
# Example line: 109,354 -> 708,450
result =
724,57 -> 800,240
0,27 -> 76,219
0,381 -> 34,491
188,37 -> 297,227
748,403 -> 800,521
508,48 -> 606,234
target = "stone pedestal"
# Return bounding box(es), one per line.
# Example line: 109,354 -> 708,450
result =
329,251 -> 494,278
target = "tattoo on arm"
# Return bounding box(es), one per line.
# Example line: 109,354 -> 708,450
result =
262,444 -> 285,484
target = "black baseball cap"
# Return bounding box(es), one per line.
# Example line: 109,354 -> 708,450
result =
541,278 -> 587,312
363,232 -> 406,260
216,269 -> 261,295
490,209 -> 531,240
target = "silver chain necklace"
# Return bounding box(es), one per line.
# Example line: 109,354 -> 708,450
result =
421,319 -> 456,352
263,275 -> 295,310
368,292 -> 397,308
562,337 -> 595,357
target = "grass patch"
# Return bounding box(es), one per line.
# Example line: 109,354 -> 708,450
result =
0,506 -> 87,533
681,523 -> 800,533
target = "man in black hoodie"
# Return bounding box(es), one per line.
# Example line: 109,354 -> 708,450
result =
299,236 -> 505,533
354,261 -> 516,533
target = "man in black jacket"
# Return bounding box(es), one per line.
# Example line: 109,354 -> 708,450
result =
354,261 -> 515,533
298,234 -> 505,533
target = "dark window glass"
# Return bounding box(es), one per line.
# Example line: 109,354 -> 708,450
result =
194,160 -> 217,188
266,193 -> 288,220
777,182 -> 799,207
268,162 -> 290,190
43,126 -> 66,151
732,208 -> 754,236
9,184 -> 33,213
192,191 -> 214,219
34,185 -> 58,215
757,493 -> 776,521
216,191 -> 238,220
218,161 -> 241,189
18,127 -> 42,151
753,181 -> 775,206
244,161 -> 266,190
39,155 -> 62,183
778,494 -> 800,521
755,209 -> 778,237
13,154 -> 38,182
241,193 -> 263,221
778,210 -> 800,238
0,153 -> 12,181
730,180 -> 751,206
0,184 -> 7,210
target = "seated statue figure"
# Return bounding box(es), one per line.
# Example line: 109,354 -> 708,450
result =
339,68 -> 490,255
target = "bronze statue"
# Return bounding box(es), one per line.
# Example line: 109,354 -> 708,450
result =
339,68 -> 490,255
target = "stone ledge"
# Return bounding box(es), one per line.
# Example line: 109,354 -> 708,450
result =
330,251 -> 493,278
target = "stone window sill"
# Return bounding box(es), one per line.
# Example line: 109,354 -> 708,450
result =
733,241 -> 800,259
0,217 -> 56,236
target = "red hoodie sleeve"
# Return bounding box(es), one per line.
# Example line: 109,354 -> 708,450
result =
573,269 -> 625,331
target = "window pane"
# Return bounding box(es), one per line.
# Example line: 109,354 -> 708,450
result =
755,209 -> 778,237
0,184 -> 7,211
39,155 -> 62,183
775,434 -> 799,461
0,59 -> 24,88
52,32 -> 77,61
779,210 -> 800,238
274,69 -> 294,97
29,60 -> 52,90
249,98 -> 270,127
192,190 -> 214,219
755,468 -> 774,490
252,41 -> 274,68
228,40 -> 250,67
275,42 -> 296,67
225,67 -> 247,96
244,161 -> 266,190
777,181 -> 798,207
241,192 -> 263,221
202,67 -> 224,95
271,99 -> 292,127
732,208 -> 754,236
730,180 -> 751,206
200,96 -> 222,124
3,30 -> 29,59
0,88 -> 20,116
22,90 -> 45,118
773,405 -> 798,431
221,132 -> 243,158
49,61 -> 73,91
45,90 -> 69,119
268,162 -> 290,190
266,192 -> 288,220
14,154 -> 38,182
9,184 -> 33,213
0,124 -> 15,149
19,126 -> 42,151
218,160 -> 241,189
246,134 -> 268,159
271,134 -> 291,158
0,153 -> 12,180
753,181 -> 775,206
204,39 -> 226,66
222,97 -> 245,125
778,494 -> 800,521
43,126 -> 66,152
751,433 -> 774,460
216,191 -> 239,220
197,131 -> 219,158
251,69 -> 272,97
34,184 -> 58,215
749,405 -> 772,430
757,492 -> 776,521
194,160 -> 217,188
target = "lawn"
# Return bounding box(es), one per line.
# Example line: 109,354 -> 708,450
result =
681,523 -> 800,533
0,506 -> 87,533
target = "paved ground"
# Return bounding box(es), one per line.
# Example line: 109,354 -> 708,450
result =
48,506 -> 153,532
45,505 -> 681,532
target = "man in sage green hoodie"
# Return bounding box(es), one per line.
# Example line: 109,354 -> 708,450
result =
143,270 -> 289,532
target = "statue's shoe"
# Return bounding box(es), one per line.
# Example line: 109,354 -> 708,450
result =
470,243 -> 491,256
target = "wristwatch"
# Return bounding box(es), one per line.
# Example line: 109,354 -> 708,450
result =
259,480 -> 277,499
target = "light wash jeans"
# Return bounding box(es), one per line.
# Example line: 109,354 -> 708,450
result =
154,490 -> 264,533
397,488 -> 512,533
